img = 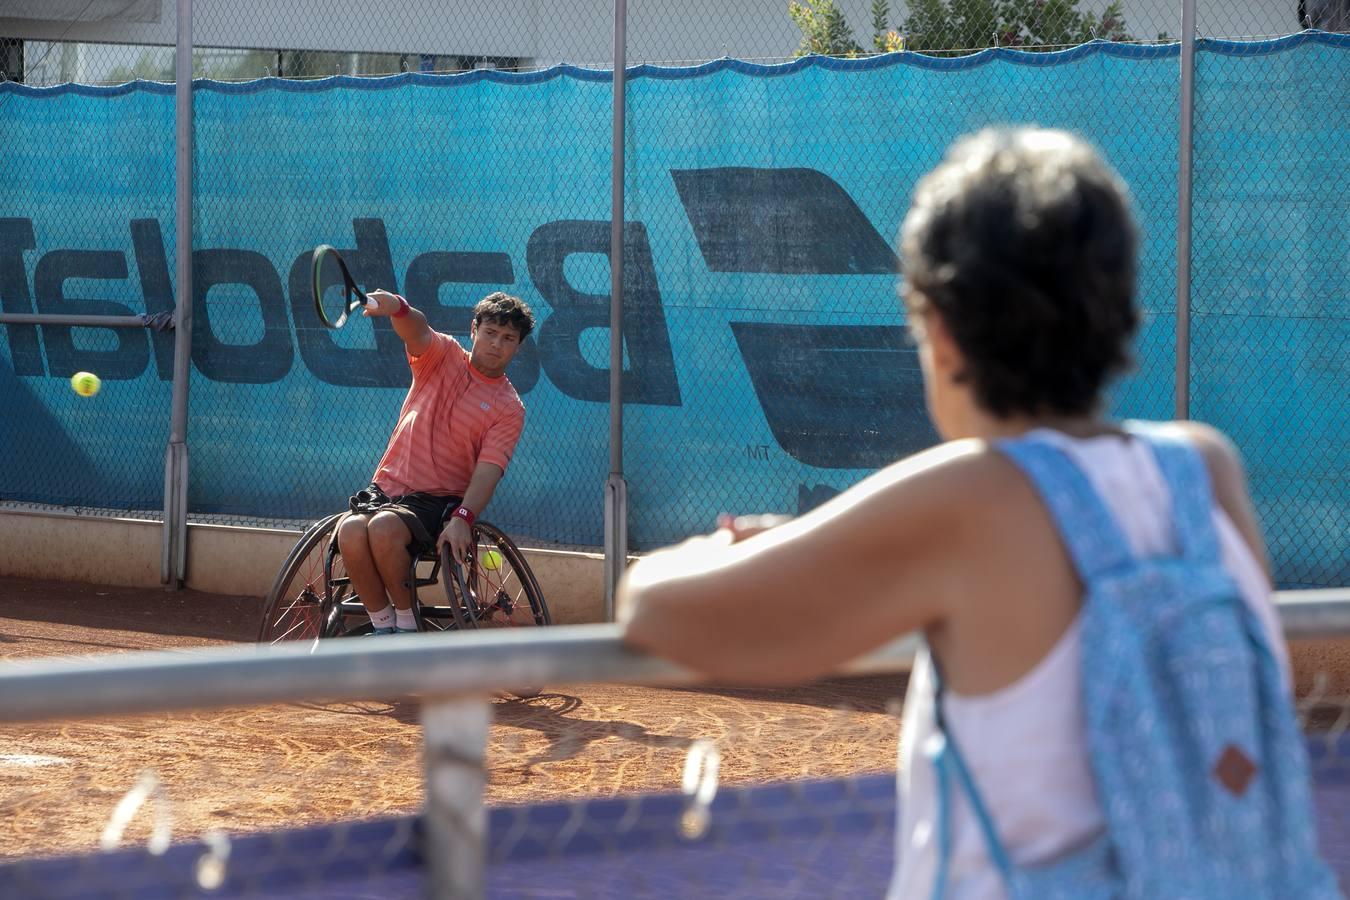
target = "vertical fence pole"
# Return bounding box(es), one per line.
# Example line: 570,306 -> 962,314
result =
162,0 -> 194,588
422,697 -> 491,899
604,0 -> 630,621
1176,0 -> 1197,420
162,0 -> 194,587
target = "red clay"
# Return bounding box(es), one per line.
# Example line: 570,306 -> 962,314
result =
0,577 -> 904,860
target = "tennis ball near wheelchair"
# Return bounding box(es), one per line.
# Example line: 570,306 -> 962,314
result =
70,371 -> 101,397
479,549 -> 504,571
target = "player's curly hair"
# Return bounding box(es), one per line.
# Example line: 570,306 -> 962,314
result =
473,292 -> 536,340
899,128 -> 1140,418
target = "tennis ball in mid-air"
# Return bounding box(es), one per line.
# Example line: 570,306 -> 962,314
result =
70,371 -> 101,397
480,549 -> 503,571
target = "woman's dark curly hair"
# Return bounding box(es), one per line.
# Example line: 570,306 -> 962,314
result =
900,128 -> 1140,418
473,291 -> 536,340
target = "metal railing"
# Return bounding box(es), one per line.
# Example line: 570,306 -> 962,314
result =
0,589 -> 1344,724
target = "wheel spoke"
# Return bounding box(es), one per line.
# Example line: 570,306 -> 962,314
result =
466,527 -> 548,628
258,516 -> 347,644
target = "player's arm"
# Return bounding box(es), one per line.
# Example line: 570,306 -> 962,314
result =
618,442 -> 988,684
459,462 -> 505,522
438,462 -> 504,564
364,289 -> 434,358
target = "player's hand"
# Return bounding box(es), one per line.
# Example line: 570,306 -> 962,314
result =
716,513 -> 793,544
438,517 -> 473,567
363,289 -> 403,317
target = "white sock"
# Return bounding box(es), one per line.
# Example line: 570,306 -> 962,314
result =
368,605 -> 396,630
395,608 -> 418,632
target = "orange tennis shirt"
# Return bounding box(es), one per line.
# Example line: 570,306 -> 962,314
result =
371,331 -> 525,498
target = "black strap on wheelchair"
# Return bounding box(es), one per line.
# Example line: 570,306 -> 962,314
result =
349,483 -> 392,515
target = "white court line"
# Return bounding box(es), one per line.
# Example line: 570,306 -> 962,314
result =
0,754 -> 71,767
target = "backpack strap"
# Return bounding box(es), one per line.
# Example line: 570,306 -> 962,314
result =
1126,423 -> 1286,673
928,664 -> 1018,898
996,435 -> 1134,582
1123,423 -> 1223,566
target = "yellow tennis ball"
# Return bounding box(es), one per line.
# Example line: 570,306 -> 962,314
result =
479,549 -> 503,571
70,371 -> 101,397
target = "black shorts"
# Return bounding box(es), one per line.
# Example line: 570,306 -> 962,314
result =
348,483 -> 461,554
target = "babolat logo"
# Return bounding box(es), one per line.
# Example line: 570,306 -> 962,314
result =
0,168 -> 936,470
0,216 -> 681,403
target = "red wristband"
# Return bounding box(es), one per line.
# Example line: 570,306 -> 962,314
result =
452,506 -> 475,526
392,296 -> 410,318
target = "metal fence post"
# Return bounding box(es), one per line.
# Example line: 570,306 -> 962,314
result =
422,697 -> 491,899
604,0 -> 630,621
1176,0 -> 1197,420
163,0 -> 194,587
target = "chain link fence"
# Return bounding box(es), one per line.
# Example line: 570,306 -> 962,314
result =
6,2 -> 1338,88
1189,26 -> 1349,588
0,1 -> 1345,581
0,4 -> 178,521
622,41 -> 1184,547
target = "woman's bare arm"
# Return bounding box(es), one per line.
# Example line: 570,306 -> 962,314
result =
618,441 -> 997,684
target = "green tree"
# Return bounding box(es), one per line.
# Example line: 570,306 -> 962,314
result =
868,0 -> 907,51
788,0 -> 863,57
871,0 -> 890,49
903,0 -> 1132,53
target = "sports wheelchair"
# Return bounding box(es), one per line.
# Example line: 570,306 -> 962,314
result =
257,511 -> 551,644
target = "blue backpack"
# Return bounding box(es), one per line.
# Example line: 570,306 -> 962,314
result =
926,426 -> 1339,899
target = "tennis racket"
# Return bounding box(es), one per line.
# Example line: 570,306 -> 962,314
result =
311,244 -> 366,329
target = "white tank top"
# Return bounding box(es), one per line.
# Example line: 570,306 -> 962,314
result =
888,428 -> 1285,900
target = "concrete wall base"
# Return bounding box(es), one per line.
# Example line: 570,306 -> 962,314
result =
0,510 -> 608,625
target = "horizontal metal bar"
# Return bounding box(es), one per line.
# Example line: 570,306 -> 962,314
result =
0,505 -> 162,524
0,624 -> 916,723
0,591 -> 1342,724
0,313 -> 151,327
1277,588 -> 1350,641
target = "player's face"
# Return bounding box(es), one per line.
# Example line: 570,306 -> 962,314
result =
469,319 -> 524,378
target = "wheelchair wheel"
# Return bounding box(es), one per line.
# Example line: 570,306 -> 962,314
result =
442,522 -> 552,630
257,513 -> 349,644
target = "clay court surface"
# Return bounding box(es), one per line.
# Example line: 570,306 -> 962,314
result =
0,577 -> 905,861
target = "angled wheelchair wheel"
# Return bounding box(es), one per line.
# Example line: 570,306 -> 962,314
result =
442,522 -> 551,698
257,513 -> 351,644
442,522 -> 552,630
